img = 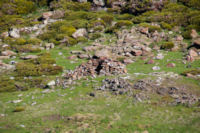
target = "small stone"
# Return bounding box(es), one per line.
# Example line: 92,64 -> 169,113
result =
146,59 -> 154,64
166,63 -> 176,68
152,66 -> 160,71
156,53 -> 164,60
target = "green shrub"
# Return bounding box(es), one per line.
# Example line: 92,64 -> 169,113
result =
16,62 -> 63,77
16,44 -> 41,53
160,42 -> 174,50
26,38 -> 42,45
0,76 -> 16,92
116,14 -> 133,20
16,62 -> 40,76
62,2 -> 91,11
101,15 -> 114,25
31,53 -> 56,65
77,37 -> 87,43
59,25 -> 76,36
89,33 -> 101,40
88,20 -> 106,29
160,22 -> 172,30
13,106 -> 25,112
70,19 -> 88,29
115,20 -> 133,28
39,31 -> 57,42
94,26 -> 104,32
182,30 -> 192,39
1,0 -> 36,15
66,37 -> 77,45
15,38 -> 26,45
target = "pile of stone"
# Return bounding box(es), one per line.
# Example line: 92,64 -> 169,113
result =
97,78 -> 133,95
113,28 -> 153,57
64,57 -> 127,80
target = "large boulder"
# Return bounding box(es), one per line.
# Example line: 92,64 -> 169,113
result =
72,28 -> 87,39
95,49 -> 112,58
51,10 -> 65,19
1,50 -> 16,57
93,0 -> 105,6
9,28 -> 20,38
42,12 -> 53,19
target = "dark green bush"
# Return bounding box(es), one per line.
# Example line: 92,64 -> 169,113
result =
59,25 -> 76,36
160,42 -> 174,50
61,1 -> 91,11
16,44 -> 41,53
0,76 -> 16,92
13,106 -> 25,112
116,14 -> 133,20
66,37 -> 77,45
88,20 -> 106,29
115,20 -> 133,28
26,38 -> 42,45
101,15 -> 114,25
89,33 -> 101,40
77,37 -> 87,43
160,22 -> 172,30
182,30 -> 192,39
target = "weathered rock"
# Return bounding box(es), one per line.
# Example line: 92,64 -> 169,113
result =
139,27 -> 149,35
0,56 -> 10,60
94,49 -> 112,58
1,50 -> 16,57
93,0 -> 105,6
156,53 -> 164,60
72,28 -> 87,39
0,61 -> 15,72
176,35 -> 183,42
68,55 -> 77,60
191,29 -> 198,39
21,55 -> 38,60
78,54 -> 90,59
9,28 -> 20,38
123,58 -> 134,64
45,43 -> 54,50
166,63 -> 176,68
152,66 -> 160,71
71,50 -> 84,55
193,38 -> 200,46
0,32 -> 9,38
51,10 -> 65,19
186,55 -> 194,62
131,49 -> 143,56
42,12 -> 53,19
189,49 -> 198,57
146,59 -> 154,64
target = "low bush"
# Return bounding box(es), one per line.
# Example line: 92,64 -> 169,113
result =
160,22 -> 172,30
160,42 -> 174,50
16,44 -> 41,53
116,14 -> 133,20
89,33 -> 101,40
0,76 -> 16,92
101,15 -> 114,25
115,20 -> 133,28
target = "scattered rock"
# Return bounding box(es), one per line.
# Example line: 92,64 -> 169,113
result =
45,43 -> 54,50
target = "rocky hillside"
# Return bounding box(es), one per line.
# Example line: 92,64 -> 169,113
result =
0,0 -> 200,132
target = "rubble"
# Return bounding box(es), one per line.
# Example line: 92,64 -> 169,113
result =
64,57 -> 127,80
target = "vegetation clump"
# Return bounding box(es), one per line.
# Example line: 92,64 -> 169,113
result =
160,42 -> 175,50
